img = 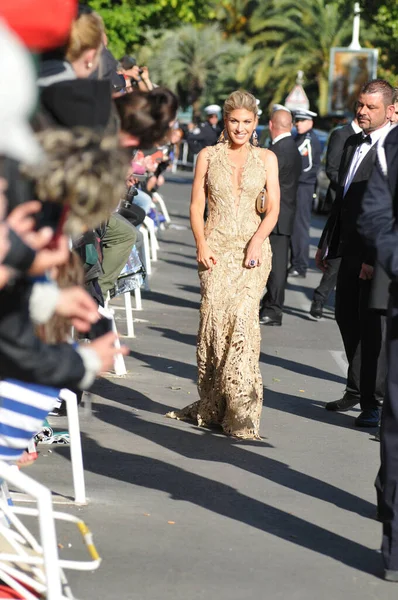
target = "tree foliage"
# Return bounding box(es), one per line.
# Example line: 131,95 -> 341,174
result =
88,0 -> 398,116
88,0 -> 213,57
359,0 -> 398,81
142,24 -> 249,115
238,0 -> 353,115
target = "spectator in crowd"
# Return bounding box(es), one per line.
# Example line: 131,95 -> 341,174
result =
391,87 -> 398,123
0,19 -> 128,391
309,115 -> 362,320
318,79 -> 394,426
118,55 -> 155,92
259,107 -> 301,326
357,122 -> 398,582
289,108 -> 321,279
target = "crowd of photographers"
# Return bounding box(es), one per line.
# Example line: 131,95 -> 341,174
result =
0,1 -> 178,463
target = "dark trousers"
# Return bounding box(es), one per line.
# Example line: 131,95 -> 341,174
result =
291,183 -> 314,274
335,256 -> 386,409
313,257 -> 341,304
376,291 -> 398,571
260,233 -> 290,320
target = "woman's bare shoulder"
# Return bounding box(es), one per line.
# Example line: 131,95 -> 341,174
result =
258,147 -> 277,168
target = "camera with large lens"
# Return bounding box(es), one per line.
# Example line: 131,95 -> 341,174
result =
123,184 -> 138,209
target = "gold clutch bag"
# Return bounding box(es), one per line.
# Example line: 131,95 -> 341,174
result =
256,186 -> 268,214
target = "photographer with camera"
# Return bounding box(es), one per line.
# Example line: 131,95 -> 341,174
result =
119,55 -> 154,92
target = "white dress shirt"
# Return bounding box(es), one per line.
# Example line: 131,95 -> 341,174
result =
271,132 -> 292,145
343,122 -> 392,196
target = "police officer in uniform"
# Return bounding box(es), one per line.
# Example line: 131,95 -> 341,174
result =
289,108 -> 321,278
186,104 -> 222,154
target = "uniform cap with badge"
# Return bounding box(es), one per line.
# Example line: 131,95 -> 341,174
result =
293,108 -> 317,121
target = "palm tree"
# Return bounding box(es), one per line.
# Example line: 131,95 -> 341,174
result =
238,0 -> 353,114
210,0 -> 259,39
145,24 -> 248,116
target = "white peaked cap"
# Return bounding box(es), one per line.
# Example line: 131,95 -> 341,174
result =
293,108 -> 318,120
0,19 -> 42,165
204,104 -> 221,115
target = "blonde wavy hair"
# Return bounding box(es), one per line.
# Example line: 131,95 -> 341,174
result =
65,12 -> 103,63
23,128 -> 129,234
223,90 -> 258,120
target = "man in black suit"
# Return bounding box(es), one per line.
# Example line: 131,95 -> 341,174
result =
318,79 -> 394,427
260,108 -> 302,325
310,117 -> 362,319
357,125 -> 398,581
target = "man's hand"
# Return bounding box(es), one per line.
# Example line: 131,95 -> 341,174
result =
89,332 -> 129,372
7,201 -> 42,238
315,248 -> 328,272
55,287 -> 99,332
359,263 -> 374,280
7,200 -> 57,254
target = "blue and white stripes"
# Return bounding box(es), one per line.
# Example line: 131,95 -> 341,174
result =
0,380 -> 59,461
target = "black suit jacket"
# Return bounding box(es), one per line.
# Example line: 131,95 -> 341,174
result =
269,135 -> 302,235
319,132 -> 377,261
358,126 -> 398,310
324,123 -> 356,207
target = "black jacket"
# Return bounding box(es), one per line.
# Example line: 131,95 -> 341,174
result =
358,126 -> 398,310
34,59 -> 113,132
269,134 -> 302,235
324,123 -> 356,207
187,122 -> 220,153
295,129 -> 321,186
319,132 -> 378,261
0,279 -> 86,388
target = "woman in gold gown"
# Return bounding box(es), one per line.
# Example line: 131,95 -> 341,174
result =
167,91 -> 280,439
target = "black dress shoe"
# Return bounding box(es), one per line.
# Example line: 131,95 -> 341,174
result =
259,315 -> 282,326
355,409 -> 380,428
325,393 -> 359,411
288,269 -> 306,278
310,300 -> 323,319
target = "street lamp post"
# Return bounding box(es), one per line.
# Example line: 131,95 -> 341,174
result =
349,2 -> 362,50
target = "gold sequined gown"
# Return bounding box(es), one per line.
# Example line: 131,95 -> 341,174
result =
167,142 -> 272,438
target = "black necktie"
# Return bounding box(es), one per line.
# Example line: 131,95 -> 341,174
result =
360,134 -> 372,145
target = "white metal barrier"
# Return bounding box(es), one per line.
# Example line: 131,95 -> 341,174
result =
152,191 -> 171,225
143,216 -> 159,262
0,461 -> 100,599
172,140 -> 198,171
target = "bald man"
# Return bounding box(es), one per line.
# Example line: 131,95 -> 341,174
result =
260,109 -> 302,325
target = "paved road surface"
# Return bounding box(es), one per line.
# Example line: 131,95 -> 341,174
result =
29,173 -> 393,600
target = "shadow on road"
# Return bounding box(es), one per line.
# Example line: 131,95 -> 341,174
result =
128,350 -> 197,381
70,403 -> 380,578
261,352 -> 345,385
144,290 -> 200,310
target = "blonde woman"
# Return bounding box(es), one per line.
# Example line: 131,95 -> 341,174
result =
167,90 -> 280,439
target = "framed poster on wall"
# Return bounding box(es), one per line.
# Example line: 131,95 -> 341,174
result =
327,48 -> 378,115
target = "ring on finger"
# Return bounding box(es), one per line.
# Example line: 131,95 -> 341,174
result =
249,259 -> 256,267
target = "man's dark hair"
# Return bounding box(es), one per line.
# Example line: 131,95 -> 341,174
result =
393,88 -> 398,105
360,79 -> 394,106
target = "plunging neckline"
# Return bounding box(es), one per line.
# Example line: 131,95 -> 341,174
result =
225,143 -> 251,213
